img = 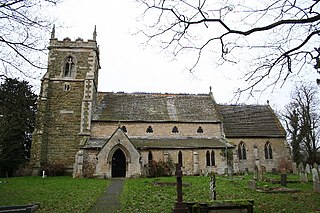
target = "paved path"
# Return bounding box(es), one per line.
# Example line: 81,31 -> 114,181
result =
87,178 -> 125,213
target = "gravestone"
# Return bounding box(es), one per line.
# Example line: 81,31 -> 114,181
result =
311,168 -> 320,193
280,173 -> 287,187
306,164 -> 311,174
292,162 -> 298,174
248,180 -> 257,190
245,168 -> 249,175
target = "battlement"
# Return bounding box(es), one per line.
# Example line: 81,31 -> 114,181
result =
49,37 -> 98,49
48,25 -> 98,50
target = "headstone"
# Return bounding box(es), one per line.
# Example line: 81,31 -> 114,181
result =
280,174 -> 287,187
261,166 -> 266,175
311,168 -> 320,193
292,162 -> 298,174
303,173 -> 308,182
313,163 -> 319,172
248,180 -> 257,190
306,164 -> 311,174
298,163 -> 306,182
245,168 -> 249,175
271,168 -> 277,174
298,163 -> 304,173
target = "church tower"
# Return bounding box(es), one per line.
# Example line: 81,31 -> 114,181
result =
31,27 -> 100,174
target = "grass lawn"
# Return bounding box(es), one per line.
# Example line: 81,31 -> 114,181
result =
0,176 -> 110,213
1,174 -> 319,212
120,174 -> 320,213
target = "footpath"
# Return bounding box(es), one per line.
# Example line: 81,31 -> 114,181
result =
87,178 -> 125,213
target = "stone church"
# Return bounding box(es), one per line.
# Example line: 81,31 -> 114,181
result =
30,28 -> 292,178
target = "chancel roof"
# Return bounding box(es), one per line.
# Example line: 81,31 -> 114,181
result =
218,105 -> 286,138
93,92 -> 220,122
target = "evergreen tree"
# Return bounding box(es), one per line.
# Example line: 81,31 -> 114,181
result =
0,78 -> 37,177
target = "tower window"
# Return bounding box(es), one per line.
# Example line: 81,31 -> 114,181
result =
121,126 -> 127,133
172,126 -> 179,133
238,141 -> 247,160
64,56 -> 75,78
146,126 -> 153,133
64,83 -> 70,91
197,126 -> 203,133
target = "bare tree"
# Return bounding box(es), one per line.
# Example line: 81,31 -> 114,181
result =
137,0 -> 320,94
283,83 -> 320,165
0,0 -> 60,79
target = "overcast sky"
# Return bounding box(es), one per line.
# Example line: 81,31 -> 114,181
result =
50,0 -> 318,110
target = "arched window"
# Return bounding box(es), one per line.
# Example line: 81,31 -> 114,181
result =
265,141 -> 273,159
211,151 -> 215,166
146,126 -> 153,133
206,151 -> 210,166
178,151 -> 183,166
172,126 -> 179,133
197,126 -> 203,133
121,126 -> 127,133
238,141 -> 247,160
148,151 -> 153,162
64,56 -> 75,78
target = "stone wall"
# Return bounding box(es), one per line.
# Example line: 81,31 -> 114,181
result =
229,137 -> 291,173
140,148 -> 228,175
91,121 -> 222,138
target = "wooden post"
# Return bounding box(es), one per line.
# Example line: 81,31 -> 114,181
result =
209,172 -> 217,200
173,164 -> 187,213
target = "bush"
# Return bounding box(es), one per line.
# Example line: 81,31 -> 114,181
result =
15,163 -> 33,176
146,160 -> 172,178
40,163 -> 66,176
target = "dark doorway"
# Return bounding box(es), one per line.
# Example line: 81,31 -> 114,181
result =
112,149 -> 126,178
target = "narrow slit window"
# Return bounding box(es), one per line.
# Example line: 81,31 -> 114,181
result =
148,151 -> 153,162
206,150 -> 210,166
211,151 -> 215,166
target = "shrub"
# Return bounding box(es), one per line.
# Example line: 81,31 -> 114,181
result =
278,158 -> 292,172
146,160 -> 172,178
15,163 -> 33,176
40,163 -> 66,176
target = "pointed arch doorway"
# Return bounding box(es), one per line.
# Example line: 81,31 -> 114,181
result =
112,148 -> 126,178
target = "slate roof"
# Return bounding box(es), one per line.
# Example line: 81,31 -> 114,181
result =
93,92 -> 220,122
83,137 -> 233,149
218,105 -> 286,138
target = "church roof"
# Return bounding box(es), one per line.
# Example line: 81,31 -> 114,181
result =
218,105 -> 286,138
93,92 -> 220,122
83,137 -> 233,149
131,138 -> 232,149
